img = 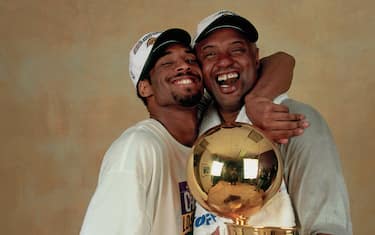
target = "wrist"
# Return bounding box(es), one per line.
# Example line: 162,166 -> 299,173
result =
244,92 -> 260,104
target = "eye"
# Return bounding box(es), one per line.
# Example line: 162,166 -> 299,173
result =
186,58 -> 198,64
231,47 -> 245,54
203,51 -> 216,59
161,61 -> 173,66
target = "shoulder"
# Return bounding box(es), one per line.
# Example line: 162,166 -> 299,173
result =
281,99 -> 330,130
100,119 -> 167,173
119,119 -> 165,144
281,99 -> 335,145
116,119 -> 170,149
282,99 -> 321,118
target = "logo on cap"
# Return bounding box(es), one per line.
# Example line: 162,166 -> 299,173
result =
133,40 -> 143,55
147,37 -> 157,47
133,32 -> 159,55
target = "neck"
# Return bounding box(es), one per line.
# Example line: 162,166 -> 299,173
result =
216,102 -> 242,125
148,104 -> 198,147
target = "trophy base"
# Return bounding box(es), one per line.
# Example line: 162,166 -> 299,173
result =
226,223 -> 298,235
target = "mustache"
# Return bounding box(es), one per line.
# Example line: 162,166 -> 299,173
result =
215,66 -> 238,74
174,71 -> 201,80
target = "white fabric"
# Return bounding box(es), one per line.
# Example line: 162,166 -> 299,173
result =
129,29 -> 191,87
194,94 -> 296,234
129,32 -> 162,86
80,119 -> 195,235
193,10 -> 237,45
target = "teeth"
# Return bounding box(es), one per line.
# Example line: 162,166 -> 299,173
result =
176,79 -> 192,85
217,72 -> 238,81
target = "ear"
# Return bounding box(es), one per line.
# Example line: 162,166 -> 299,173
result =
137,79 -> 153,98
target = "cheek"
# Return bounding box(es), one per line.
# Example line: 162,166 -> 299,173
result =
192,65 -> 203,78
243,53 -> 258,68
240,58 -> 257,75
203,76 -> 216,95
150,75 -> 165,93
201,62 -> 213,80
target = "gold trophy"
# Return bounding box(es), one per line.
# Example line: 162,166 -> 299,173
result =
187,122 -> 298,235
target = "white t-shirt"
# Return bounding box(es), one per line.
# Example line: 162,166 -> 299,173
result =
194,94 -> 295,234
80,119 -> 195,235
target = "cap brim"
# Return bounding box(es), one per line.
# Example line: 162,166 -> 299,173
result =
194,15 -> 258,45
139,28 -> 191,81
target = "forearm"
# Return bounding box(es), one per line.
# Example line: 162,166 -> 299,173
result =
248,51 -> 295,100
243,52 -> 307,143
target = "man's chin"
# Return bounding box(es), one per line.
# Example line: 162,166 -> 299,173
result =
177,93 -> 203,107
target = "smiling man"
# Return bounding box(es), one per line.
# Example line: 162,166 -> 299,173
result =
198,27 -> 260,118
193,10 -> 352,235
80,28 -> 203,235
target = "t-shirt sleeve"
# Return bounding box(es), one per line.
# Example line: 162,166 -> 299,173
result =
80,130 -> 160,235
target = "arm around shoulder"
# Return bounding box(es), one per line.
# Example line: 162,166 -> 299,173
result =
249,51 -> 295,99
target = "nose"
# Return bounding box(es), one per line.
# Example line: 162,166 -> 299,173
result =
176,60 -> 191,73
217,53 -> 234,68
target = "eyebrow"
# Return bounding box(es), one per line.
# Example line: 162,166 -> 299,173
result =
230,40 -> 246,46
200,45 -> 215,51
159,50 -> 172,57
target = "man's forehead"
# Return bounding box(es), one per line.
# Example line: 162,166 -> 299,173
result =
196,28 -> 249,49
160,43 -> 195,56
164,43 -> 193,52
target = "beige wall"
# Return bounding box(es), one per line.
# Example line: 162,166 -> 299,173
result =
1,0 -> 374,234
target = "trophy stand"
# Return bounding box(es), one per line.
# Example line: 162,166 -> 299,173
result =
226,212 -> 298,235
227,223 -> 297,235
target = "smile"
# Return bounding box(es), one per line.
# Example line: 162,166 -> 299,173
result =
216,72 -> 239,87
171,74 -> 201,86
174,78 -> 193,85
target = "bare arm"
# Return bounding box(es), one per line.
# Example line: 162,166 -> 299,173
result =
250,51 -> 295,99
245,52 -> 309,143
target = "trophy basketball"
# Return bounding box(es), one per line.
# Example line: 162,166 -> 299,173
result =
187,122 -> 298,235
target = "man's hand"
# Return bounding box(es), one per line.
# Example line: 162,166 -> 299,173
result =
245,96 -> 309,144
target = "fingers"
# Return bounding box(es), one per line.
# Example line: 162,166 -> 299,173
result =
275,138 -> 289,144
264,128 -> 306,143
262,119 -> 310,131
244,98 -> 310,140
269,103 -> 289,113
273,112 -> 305,121
266,104 -> 305,121
261,113 -> 305,124
255,111 -> 309,130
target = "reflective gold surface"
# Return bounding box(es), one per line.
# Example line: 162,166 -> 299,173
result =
227,224 -> 298,235
187,123 -> 298,234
